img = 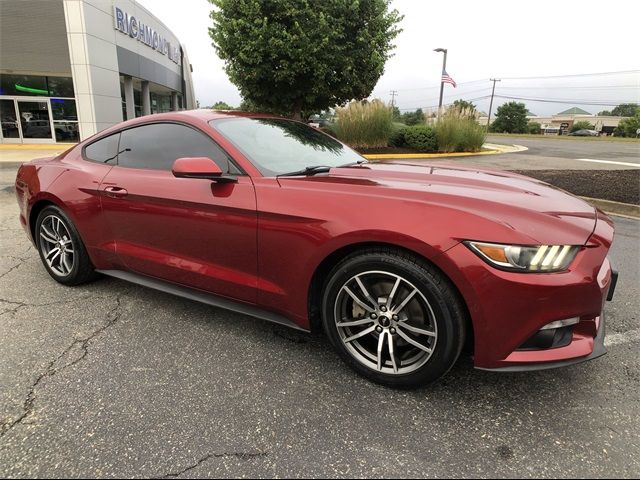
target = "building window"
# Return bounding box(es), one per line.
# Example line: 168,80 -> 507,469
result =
151,92 -> 171,113
51,98 -> 79,142
47,77 -> 75,98
0,74 -> 74,97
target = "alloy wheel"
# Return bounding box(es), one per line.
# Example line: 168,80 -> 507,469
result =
39,214 -> 75,276
334,270 -> 438,375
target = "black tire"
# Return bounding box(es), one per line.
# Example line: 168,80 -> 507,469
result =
321,248 -> 467,388
35,205 -> 99,286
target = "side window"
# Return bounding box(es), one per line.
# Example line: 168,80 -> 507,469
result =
84,133 -> 120,164
117,123 -> 236,172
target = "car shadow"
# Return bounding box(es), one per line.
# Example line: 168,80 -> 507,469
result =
91,275 -> 608,408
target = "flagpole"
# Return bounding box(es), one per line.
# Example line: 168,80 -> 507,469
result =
434,48 -> 447,122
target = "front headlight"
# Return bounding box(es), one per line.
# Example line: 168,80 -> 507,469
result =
465,241 -> 579,272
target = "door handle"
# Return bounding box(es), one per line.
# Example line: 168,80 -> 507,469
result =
103,186 -> 128,198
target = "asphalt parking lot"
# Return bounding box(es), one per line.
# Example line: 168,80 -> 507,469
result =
423,136 -> 640,172
0,184 -> 639,478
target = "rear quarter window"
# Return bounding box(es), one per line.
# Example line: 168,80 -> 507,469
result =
84,133 -> 120,164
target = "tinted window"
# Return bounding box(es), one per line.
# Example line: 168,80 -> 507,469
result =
118,123 -> 234,172
211,118 -> 364,176
84,133 -> 120,164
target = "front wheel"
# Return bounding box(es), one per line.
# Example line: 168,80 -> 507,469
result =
322,249 -> 467,388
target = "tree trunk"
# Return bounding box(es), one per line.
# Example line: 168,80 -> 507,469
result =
291,99 -> 303,121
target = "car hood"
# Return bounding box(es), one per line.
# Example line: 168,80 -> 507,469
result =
288,162 -> 599,245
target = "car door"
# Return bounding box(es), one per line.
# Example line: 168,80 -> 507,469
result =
98,122 -> 257,304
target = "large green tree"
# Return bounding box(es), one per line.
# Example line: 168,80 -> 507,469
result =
451,99 -> 476,113
614,112 -> 640,137
401,108 -> 424,126
599,103 -> 640,117
490,102 -> 529,133
611,103 -> 640,117
211,100 -> 235,110
208,0 -> 402,120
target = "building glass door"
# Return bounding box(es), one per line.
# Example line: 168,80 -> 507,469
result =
17,100 -> 53,142
0,97 -> 78,144
0,99 -> 21,143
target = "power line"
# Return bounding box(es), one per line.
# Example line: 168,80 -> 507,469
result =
499,85 -> 640,90
500,69 -> 640,80
397,95 -> 492,111
410,87 -> 492,103
372,79 -> 488,96
396,92 -> 635,111
493,94 -> 636,106
372,70 -> 639,97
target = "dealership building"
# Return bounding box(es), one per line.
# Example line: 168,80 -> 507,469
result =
0,0 -> 196,144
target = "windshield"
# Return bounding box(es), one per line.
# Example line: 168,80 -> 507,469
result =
210,117 -> 364,176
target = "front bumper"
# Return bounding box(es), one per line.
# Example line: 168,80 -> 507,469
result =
439,212 -> 615,371
476,313 -> 607,372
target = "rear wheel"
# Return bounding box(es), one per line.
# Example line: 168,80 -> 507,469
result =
322,248 -> 467,388
35,206 -> 98,285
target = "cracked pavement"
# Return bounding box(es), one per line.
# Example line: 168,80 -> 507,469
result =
0,177 -> 639,478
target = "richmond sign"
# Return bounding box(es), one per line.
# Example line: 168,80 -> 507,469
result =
113,6 -> 181,65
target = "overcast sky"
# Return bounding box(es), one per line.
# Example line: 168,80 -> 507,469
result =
139,0 -> 640,116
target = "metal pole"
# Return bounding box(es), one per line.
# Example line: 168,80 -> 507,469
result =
487,78 -> 501,130
434,48 -> 447,121
390,90 -> 398,109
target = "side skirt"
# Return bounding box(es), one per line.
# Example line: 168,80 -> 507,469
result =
96,269 -> 308,332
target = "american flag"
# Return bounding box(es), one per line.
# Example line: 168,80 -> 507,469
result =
442,70 -> 457,88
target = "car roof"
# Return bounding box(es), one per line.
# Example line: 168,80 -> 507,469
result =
137,109 -> 281,123
85,109 -> 283,143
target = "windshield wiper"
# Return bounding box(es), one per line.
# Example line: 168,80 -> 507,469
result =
339,159 -> 369,167
277,165 -> 332,177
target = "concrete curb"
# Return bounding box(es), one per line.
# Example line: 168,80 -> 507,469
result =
0,162 -> 23,169
363,149 -> 498,160
580,196 -> 640,219
485,143 -> 529,153
0,144 -> 74,150
362,143 -> 526,160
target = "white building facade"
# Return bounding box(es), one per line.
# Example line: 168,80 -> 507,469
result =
0,0 -> 196,144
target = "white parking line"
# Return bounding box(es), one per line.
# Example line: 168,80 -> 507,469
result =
574,158 -> 640,168
605,328 -> 640,347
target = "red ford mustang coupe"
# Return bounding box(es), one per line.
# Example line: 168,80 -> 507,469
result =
15,111 -> 617,387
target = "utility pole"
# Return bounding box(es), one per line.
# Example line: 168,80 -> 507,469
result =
433,48 -> 448,121
486,78 -> 501,130
390,90 -> 398,109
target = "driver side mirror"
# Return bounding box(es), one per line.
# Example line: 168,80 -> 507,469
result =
172,157 -> 237,183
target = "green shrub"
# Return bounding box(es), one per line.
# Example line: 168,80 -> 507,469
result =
389,123 -> 408,147
527,121 -> 542,134
335,100 -> 393,148
436,114 -> 486,153
434,106 -> 486,152
570,120 -> 595,133
404,125 -> 437,152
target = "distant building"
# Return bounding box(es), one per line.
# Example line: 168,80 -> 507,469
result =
0,0 -> 196,144
555,107 -> 592,116
479,106 -> 627,135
